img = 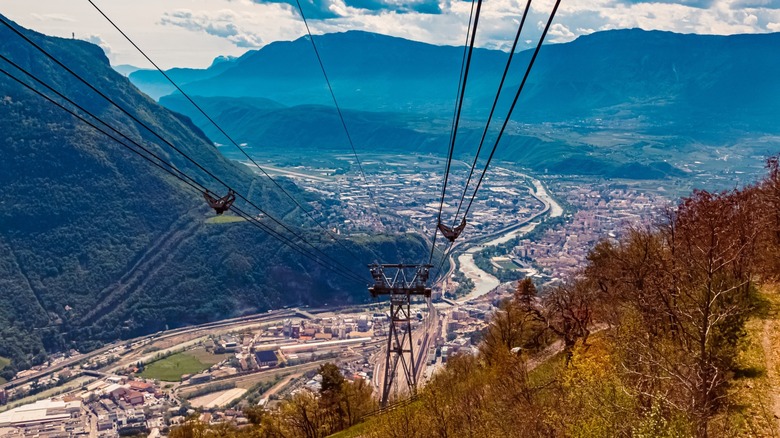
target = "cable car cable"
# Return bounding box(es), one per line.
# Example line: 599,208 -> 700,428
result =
428,0 -> 484,264
0,19 -> 371,283
86,0 -> 372,268
293,0 -> 386,232
451,0 -> 532,226
0,55 -> 370,285
460,0 -> 561,222
431,0 -> 561,287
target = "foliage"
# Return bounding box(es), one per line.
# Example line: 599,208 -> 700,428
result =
170,362 -> 376,437
449,269 -> 474,298
473,241 -> 526,283
0,355 -> 9,382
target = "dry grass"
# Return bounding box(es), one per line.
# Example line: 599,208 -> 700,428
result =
205,215 -> 245,224
726,284 -> 780,437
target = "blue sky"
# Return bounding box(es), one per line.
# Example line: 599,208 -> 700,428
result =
2,0 -> 777,68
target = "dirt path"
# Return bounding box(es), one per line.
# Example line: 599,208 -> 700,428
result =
263,374 -> 297,399
760,286 -> 780,432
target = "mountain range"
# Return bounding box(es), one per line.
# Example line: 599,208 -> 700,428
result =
131,29 -> 780,180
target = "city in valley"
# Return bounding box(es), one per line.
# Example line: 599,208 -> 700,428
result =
0,154 -> 685,437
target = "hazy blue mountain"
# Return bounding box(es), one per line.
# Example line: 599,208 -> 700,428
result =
160,31 -> 508,114
111,64 -> 143,76
128,54 -> 241,99
0,16 -> 424,376
509,30 -> 780,129
139,29 -> 780,131
142,29 -> 780,180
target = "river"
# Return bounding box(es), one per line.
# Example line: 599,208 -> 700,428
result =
455,172 -> 561,303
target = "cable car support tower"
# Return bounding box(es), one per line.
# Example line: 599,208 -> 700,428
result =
369,263 -> 432,407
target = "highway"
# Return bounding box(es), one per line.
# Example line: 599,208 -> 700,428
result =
1,309 -> 298,391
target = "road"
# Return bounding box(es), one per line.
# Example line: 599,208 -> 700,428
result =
1,309 -> 297,392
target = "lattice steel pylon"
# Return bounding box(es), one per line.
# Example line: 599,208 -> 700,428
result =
368,263 -> 432,407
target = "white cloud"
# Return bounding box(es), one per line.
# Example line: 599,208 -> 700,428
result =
3,0 -> 780,68
160,9 -> 264,48
548,23 -> 575,41
81,34 -> 115,60
29,13 -> 75,22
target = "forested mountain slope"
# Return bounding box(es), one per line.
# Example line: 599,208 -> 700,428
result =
0,16 -> 425,377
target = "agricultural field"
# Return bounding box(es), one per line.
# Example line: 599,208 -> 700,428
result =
141,349 -> 229,382
190,388 -> 247,409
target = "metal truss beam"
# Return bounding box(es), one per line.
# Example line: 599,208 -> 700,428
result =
368,263 -> 432,406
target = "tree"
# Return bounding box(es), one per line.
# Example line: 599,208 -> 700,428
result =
543,280 -> 594,362
481,278 -> 553,364
339,378 -> 375,428
318,363 -> 345,398
279,391 -> 326,438
316,362 -> 375,432
243,405 -> 265,426
514,278 -> 537,308
584,188 -> 763,438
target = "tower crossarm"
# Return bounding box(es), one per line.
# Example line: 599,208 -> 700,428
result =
368,263 -> 433,297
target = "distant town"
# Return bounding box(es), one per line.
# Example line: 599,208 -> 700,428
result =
254,153 -> 674,283
0,155 -> 679,436
0,288 -> 508,437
